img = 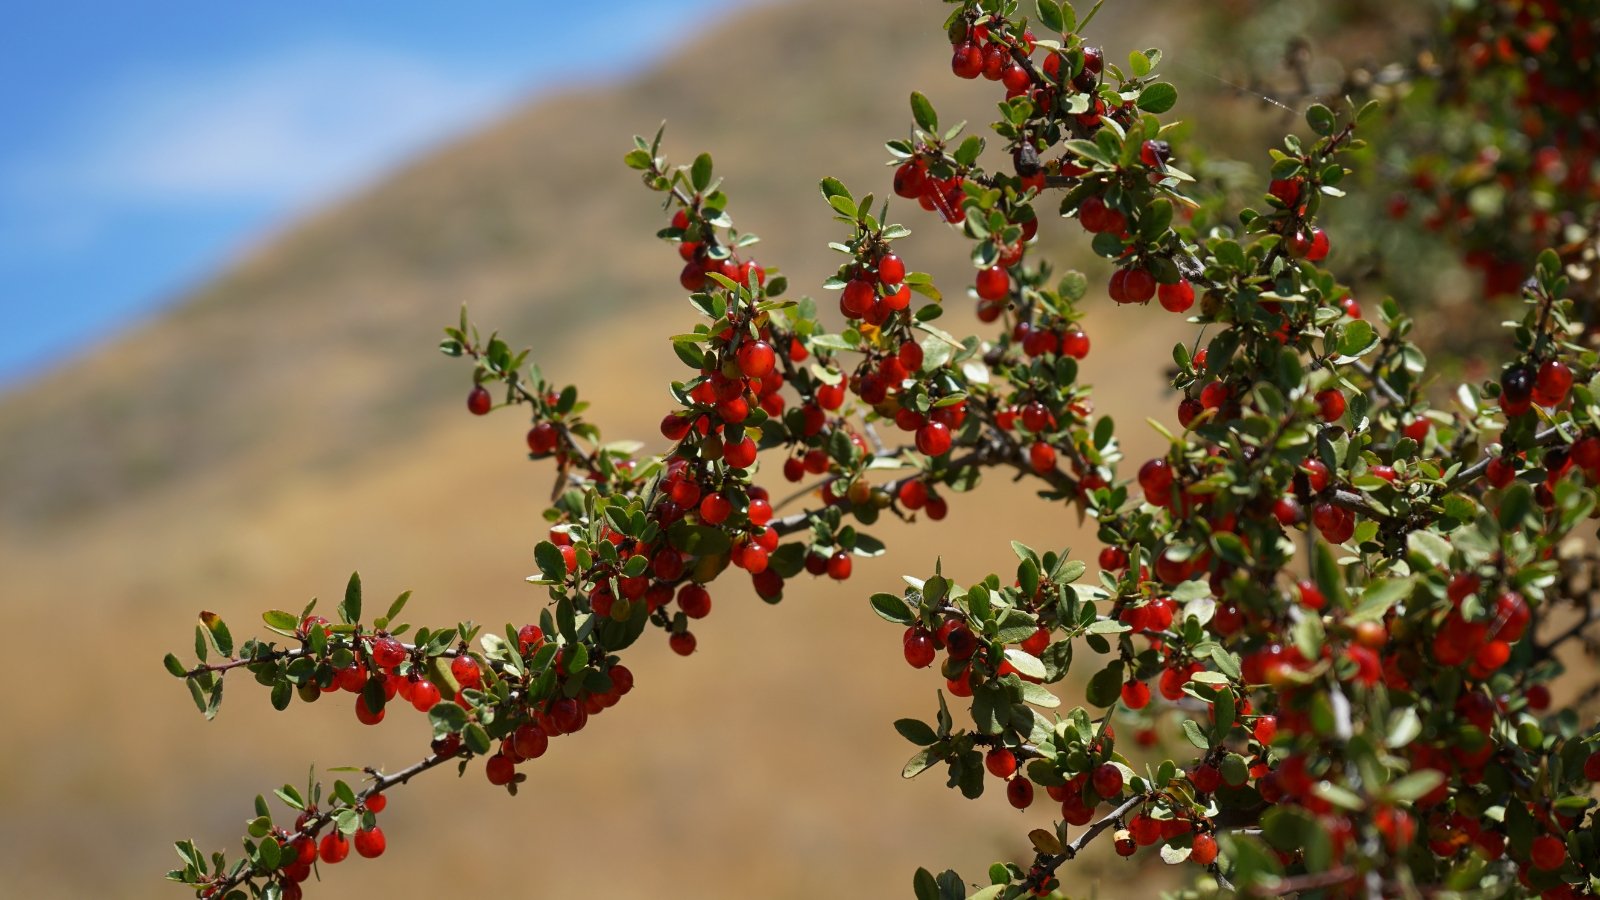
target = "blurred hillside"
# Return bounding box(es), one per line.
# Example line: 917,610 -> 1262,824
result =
0,0 -> 1325,896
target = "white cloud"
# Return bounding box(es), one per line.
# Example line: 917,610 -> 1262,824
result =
10,42 -> 520,211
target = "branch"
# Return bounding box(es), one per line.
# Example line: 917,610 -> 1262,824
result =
1023,792 -> 1148,889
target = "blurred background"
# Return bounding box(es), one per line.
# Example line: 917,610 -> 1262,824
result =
0,0 -> 1431,896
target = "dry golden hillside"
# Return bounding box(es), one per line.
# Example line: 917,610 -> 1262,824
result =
0,0 -> 1310,896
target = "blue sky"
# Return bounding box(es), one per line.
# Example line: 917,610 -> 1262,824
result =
0,0 -> 746,387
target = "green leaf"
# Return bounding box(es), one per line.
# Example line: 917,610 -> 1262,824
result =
690,153 -> 713,192
1137,82 -> 1177,114
1386,707 -> 1422,748
1305,103 -> 1336,136
462,723 -> 492,756
1085,661 -> 1123,707
163,653 -> 188,678
1388,769 -> 1444,802
971,683 -> 1010,734
1059,270 -> 1088,302
910,91 -> 938,134
820,176 -> 852,204
1181,718 -> 1210,750
1261,805 -> 1332,870
262,610 -> 299,633
1128,50 -> 1152,78
1036,0 -> 1065,33
870,592 -> 915,625
1498,481 -> 1534,530
1337,319 -> 1378,359
339,572 -> 362,625
894,718 -> 939,746
199,612 -> 232,658
1351,577 -> 1411,623
904,749 -> 939,780
1004,648 -> 1047,679
428,702 -> 468,735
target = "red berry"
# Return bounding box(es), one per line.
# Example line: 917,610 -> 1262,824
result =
467,386 -> 492,415
1403,418 -> 1431,444
699,492 -> 733,525
1268,178 -> 1301,206
516,624 -> 545,654
485,753 -> 515,785
1081,45 -> 1104,74
450,655 -> 482,690
1029,441 -> 1057,474
1189,763 -> 1221,793
431,734 -> 462,759
916,421 -> 952,456
1200,381 -> 1230,410
735,341 -> 775,378
1253,715 -> 1278,745
986,748 -> 1018,779
1099,546 -> 1128,570
1296,579 -> 1326,610
371,636 -> 406,670
1158,279 -> 1195,312
975,43 -> 1003,80
1113,832 -> 1137,857
1178,397 -> 1203,428
670,583 -> 708,618
1534,359 -> 1574,407
1486,456 -> 1516,488
1138,458 -> 1174,500
1190,833 -> 1218,866
951,41 -> 983,79
1302,458 -> 1330,492
878,254 -> 906,285
723,436 -> 757,469
669,631 -> 697,656
1584,751 -> 1600,782
903,629 -> 936,668
680,263 -> 707,291
1139,140 -> 1170,168
1530,834 -> 1566,871
409,679 -> 441,712
526,422 -> 558,456
512,724 -> 549,760
353,827 -> 386,859
1091,763 -> 1123,799
660,413 -> 692,441
1006,777 -> 1035,810
319,832 -> 350,864
827,551 -> 853,581
840,278 -> 875,318
355,695 -> 385,725
976,265 -> 1009,300
1306,227 -> 1330,261
1121,680 -> 1151,709
364,792 -> 387,814
1315,388 -> 1346,422
894,161 -> 927,199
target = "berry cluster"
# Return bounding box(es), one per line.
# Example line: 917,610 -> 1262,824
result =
167,1 -> 1600,898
